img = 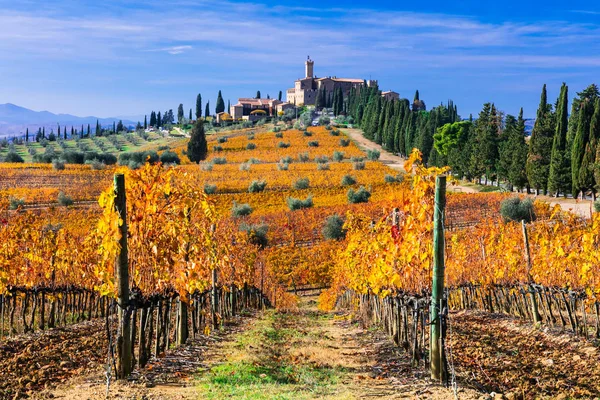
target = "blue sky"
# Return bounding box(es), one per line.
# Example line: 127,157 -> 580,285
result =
1,0 -> 600,120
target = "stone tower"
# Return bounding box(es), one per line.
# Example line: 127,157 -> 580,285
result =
305,56 -> 314,78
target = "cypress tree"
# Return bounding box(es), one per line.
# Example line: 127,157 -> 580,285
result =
256,91 -> 261,99
195,94 -> 202,119
498,115 -> 517,185
580,98 -> 600,199
216,91 -> 225,114
189,108 -> 192,120
144,115 -> 148,129
278,91 -> 282,101
205,102 -> 210,119
71,126 -> 74,138
548,83 -> 571,196
227,100 -> 230,113
315,89 -> 323,110
87,124 -> 90,136
507,109 -> 530,191
25,128 -> 29,142
112,121 -> 116,134
116,120 -> 124,133
187,119 -> 208,163
150,111 -> 156,127
177,104 -> 184,124
526,84 -> 555,194
157,111 -> 162,128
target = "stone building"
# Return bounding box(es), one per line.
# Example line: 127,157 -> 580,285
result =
286,57 -> 378,106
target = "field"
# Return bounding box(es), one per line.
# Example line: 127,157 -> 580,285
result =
1,125 -> 600,399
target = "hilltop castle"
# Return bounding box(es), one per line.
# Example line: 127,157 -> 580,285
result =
286,57 -> 395,106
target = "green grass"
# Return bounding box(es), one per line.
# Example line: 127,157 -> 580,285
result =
197,309 -> 348,400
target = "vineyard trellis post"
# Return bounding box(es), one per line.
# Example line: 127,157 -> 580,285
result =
521,219 -> 541,325
210,224 -> 219,330
114,173 -> 132,378
430,175 -> 447,382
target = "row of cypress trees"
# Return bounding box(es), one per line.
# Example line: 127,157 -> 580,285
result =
347,82 -> 600,198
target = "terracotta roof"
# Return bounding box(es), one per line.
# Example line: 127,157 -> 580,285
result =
237,98 -> 281,106
333,78 -> 365,83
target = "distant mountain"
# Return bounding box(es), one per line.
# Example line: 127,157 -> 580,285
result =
0,103 -> 138,137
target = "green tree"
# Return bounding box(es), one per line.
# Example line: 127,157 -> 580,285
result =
150,111 -> 156,127
278,91 -> 282,101
187,119 -> 208,163
189,108 -> 192,120
256,91 -> 261,99
25,128 -> 29,142
572,100 -> 593,196
205,102 -> 210,119
216,91 -> 225,114
548,83 -> 571,196
470,103 -> 499,184
157,111 -> 162,128
526,84 -> 555,194
195,94 -> 202,119
507,109 -> 530,191
116,120 -> 124,133
177,103 -> 184,124
144,115 -> 147,129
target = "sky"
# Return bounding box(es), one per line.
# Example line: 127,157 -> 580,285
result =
1,0 -> 600,120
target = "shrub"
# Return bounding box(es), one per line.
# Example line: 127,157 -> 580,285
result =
317,163 -> 330,171
339,139 -> 350,147
86,159 -> 106,170
281,156 -> 293,164
52,159 -> 66,170
158,145 -> 169,151
367,149 -> 381,161
303,130 -> 313,137
9,196 -> 25,210
350,156 -> 364,162
332,151 -> 344,162
248,179 -> 267,193
217,136 -> 228,143
212,157 -> 227,164
247,158 -> 261,164
118,151 -> 159,166
330,130 -> 341,136
57,191 -> 73,207
246,142 -> 256,150
347,186 -> 371,204
277,162 -> 289,171
239,162 -> 251,171
314,155 -> 329,164
308,140 -> 319,147
341,175 -> 356,186
294,177 -> 310,190
287,195 -> 313,211
500,197 -> 535,223
160,151 -> 180,164
353,161 -> 366,170
202,162 -> 214,171
239,223 -> 268,248
128,161 -> 143,170
232,202 -> 253,217
322,214 -> 346,240
213,145 -> 223,152
325,125 -> 332,130
298,152 -> 310,162
247,134 -> 255,140
86,152 -> 117,165
5,152 -> 24,163
204,184 -> 217,194
277,141 -> 290,148
384,174 -> 404,183
272,126 -> 281,133
275,132 -> 284,138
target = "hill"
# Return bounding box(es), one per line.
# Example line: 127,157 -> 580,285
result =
0,103 -> 137,136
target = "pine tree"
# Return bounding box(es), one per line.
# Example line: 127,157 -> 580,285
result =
187,119 -> 208,163
205,102 -> 210,119
177,104 -> 184,124
195,94 -> 202,120
548,83 -> 571,196
526,84 -> 555,194
216,91 -> 225,114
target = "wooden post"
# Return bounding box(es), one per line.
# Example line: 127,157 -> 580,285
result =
114,173 -> 132,378
522,220 -> 541,325
430,175 -> 447,382
177,298 -> 188,345
210,224 -> 219,330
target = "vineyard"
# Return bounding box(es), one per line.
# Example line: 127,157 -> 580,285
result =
1,125 -> 599,398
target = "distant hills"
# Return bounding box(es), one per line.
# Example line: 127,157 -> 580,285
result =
0,103 -> 137,137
